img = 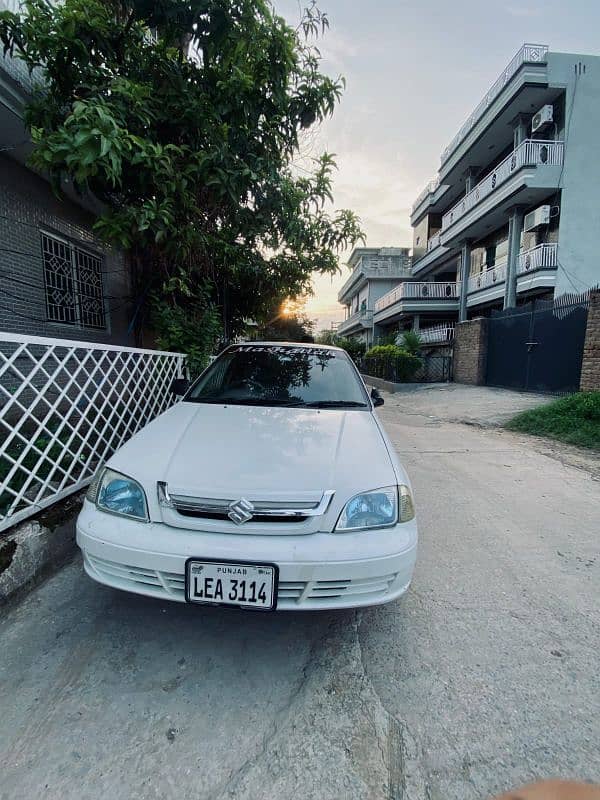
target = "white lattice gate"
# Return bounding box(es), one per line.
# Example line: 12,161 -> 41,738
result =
0,332 -> 186,533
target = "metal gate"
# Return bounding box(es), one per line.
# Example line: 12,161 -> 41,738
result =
485,292 -> 590,393
413,355 -> 453,383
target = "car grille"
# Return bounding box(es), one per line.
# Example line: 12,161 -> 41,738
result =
277,575 -> 399,604
157,483 -> 334,526
85,554 -> 398,607
175,509 -> 308,524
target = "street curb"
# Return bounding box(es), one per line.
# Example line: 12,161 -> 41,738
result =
360,374 -> 404,394
0,492 -> 84,607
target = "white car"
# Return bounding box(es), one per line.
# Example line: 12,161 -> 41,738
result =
77,342 -> 418,611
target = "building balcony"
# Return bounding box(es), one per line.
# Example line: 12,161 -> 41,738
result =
412,232 -> 452,277
412,178 -> 440,212
336,309 -> 373,336
440,44 -> 549,168
373,281 -> 460,324
427,232 -> 441,252
517,242 -> 558,275
418,323 -> 456,345
337,262 -> 412,304
440,140 -> 563,245
468,261 -> 508,294
410,179 -> 450,225
467,243 -> 558,307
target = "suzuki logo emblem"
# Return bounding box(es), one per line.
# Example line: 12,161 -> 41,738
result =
228,497 -> 255,525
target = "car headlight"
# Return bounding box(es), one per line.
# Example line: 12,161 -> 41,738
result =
335,485 -> 414,531
87,468 -> 149,522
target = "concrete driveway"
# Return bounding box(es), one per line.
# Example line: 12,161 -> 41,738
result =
373,382 -> 554,426
1,385 -> 599,800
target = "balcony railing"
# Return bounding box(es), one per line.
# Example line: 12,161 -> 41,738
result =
466,244 -> 558,295
468,260 -> 507,293
375,281 -> 460,313
517,242 -> 558,274
337,309 -> 373,332
411,178 -> 441,214
418,323 -> 456,345
441,44 -> 549,164
442,140 -> 564,232
427,232 -> 442,252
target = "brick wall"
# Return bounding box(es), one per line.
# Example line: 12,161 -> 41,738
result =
453,317 -> 488,385
0,155 -> 134,346
580,290 -> 600,391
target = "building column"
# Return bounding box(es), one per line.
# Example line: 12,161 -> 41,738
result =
412,314 -> 420,333
504,207 -> 525,310
465,167 -> 479,194
512,114 -> 529,148
459,240 -> 472,322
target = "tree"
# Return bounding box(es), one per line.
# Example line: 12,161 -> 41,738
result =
315,328 -> 338,345
315,330 -> 365,361
399,330 -> 422,355
253,297 -> 315,342
0,0 -> 363,372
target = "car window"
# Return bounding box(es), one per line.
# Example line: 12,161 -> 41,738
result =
186,345 -> 369,408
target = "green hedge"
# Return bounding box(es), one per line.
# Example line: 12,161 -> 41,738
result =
362,345 -> 422,382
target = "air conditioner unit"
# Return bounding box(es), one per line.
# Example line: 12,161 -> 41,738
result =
531,104 -> 554,134
524,205 -> 551,231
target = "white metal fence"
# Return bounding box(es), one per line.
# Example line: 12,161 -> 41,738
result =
0,333 -> 186,532
418,323 -> 456,345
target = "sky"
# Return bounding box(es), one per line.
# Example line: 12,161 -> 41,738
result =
273,0 -> 600,332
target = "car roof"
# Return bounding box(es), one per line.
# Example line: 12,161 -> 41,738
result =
233,341 -> 344,352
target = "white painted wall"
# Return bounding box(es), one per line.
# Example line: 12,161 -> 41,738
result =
550,52 -> 600,294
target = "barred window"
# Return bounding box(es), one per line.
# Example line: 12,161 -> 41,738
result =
41,233 -> 106,329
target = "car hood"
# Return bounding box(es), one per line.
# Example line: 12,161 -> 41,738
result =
108,401 -> 397,503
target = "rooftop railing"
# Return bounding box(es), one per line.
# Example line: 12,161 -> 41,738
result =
411,178 -> 441,214
440,44 -> 549,165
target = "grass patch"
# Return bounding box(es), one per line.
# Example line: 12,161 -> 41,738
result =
506,392 -> 600,451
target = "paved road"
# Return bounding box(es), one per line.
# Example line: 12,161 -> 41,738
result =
1,387 -> 599,800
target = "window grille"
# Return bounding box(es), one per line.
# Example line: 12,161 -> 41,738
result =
42,232 -> 106,329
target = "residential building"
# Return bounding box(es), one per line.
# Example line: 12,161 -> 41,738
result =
0,0 -> 134,345
336,247 -> 412,347
375,43 -> 600,348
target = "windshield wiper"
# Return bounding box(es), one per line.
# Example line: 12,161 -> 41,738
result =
187,396 -> 368,408
189,397 -> 305,406
299,400 -> 368,409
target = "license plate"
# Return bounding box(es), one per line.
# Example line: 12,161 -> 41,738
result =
185,559 -> 278,610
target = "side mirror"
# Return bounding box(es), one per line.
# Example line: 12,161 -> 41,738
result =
371,388 -> 384,407
170,377 -> 190,397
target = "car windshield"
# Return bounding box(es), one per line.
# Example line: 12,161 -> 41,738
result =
186,345 -> 369,408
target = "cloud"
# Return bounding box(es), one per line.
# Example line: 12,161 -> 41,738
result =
301,144 -> 418,329
317,29 -> 359,72
505,5 -> 541,16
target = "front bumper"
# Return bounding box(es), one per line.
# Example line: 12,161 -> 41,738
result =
76,503 -> 418,611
